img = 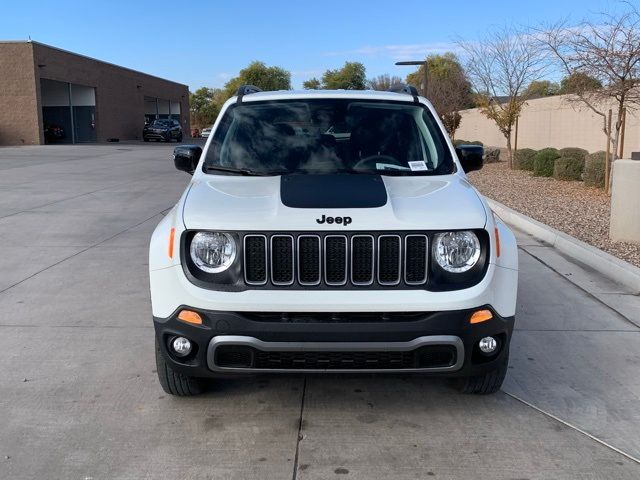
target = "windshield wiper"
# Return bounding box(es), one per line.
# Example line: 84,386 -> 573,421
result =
204,165 -> 269,176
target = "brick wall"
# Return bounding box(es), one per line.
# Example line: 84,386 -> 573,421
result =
0,43 -> 41,145
32,43 -> 190,143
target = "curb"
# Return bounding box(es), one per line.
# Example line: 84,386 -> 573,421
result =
487,198 -> 640,292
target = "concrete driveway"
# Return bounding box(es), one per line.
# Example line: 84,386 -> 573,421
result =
0,144 -> 639,479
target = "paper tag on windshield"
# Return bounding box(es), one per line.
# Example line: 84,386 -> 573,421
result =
408,161 -> 428,171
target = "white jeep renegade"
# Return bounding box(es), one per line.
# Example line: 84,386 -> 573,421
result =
149,85 -> 518,396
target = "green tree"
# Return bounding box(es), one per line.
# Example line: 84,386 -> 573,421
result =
189,87 -> 221,129
312,62 -> 367,90
557,72 -> 602,94
524,80 -> 559,97
302,78 -> 322,89
223,61 -> 291,98
406,53 -> 473,138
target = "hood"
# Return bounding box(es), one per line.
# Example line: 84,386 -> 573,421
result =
182,174 -> 487,231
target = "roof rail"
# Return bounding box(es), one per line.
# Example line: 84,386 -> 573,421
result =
236,85 -> 262,103
388,83 -> 420,103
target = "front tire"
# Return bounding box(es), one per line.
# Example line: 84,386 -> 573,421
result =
458,350 -> 509,394
155,338 -> 206,396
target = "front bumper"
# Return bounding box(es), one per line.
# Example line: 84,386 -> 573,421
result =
154,306 -> 514,379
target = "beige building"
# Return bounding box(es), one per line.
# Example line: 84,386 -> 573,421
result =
0,41 -> 190,145
456,94 -> 640,154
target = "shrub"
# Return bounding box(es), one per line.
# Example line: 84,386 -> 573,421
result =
553,156 -> 585,181
558,147 -> 588,160
484,148 -> 500,163
513,148 -> 537,171
453,139 -> 483,146
583,151 -> 606,188
532,148 -> 560,177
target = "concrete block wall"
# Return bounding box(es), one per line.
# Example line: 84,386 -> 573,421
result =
456,94 -> 640,154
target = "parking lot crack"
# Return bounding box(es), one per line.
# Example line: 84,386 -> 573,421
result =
292,376 -> 307,480
520,248 -> 640,329
0,210 -> 166,295
504,391 -> 640,466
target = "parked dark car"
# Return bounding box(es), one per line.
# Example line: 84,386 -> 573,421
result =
143,119 -> 183,142
44,124 -> 65,142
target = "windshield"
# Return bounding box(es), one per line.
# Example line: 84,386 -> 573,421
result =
203,99 -> 455,176
151,120 -> 173,127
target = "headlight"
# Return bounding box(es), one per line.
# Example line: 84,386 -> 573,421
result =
190,232 -> 236,273
433,231 -> 481,273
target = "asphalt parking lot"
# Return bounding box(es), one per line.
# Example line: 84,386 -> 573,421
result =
1,143 -> 639,480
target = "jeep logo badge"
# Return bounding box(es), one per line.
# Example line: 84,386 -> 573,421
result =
316,215 -> 352,226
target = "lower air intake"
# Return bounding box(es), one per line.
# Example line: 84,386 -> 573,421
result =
213,345 -> 456,370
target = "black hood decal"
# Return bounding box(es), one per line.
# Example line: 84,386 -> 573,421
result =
280,174 -> 388,209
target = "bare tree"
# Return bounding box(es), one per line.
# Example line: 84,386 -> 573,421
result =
536,6 -> 640,190
406,53 -> 473,138
459,28 -> 547,167
366,74 -> 403,91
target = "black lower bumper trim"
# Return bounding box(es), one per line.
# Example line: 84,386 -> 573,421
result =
153,306 -> 514,379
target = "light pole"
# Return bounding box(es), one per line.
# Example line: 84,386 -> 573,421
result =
395,60 -> 428,96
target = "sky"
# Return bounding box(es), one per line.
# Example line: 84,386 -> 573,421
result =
0,0 -> 628,91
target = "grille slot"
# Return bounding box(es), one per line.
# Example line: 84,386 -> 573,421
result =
351,235 -> 374,285
378,235 -> 401,285
271,235 -> 294,285
324,235 -> 348,285
297,235 -> 321,285
244,235 -> 267,285
404,235 -> 428,285
255,350 -> 415,370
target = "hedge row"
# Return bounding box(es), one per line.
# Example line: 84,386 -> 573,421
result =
513,148 -> 537,171
533,148 -> 560,177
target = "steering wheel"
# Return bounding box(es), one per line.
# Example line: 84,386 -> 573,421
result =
353,154 -> 404,172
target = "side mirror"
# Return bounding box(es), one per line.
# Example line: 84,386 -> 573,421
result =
173,145 -> 202,175
455,145 -> 484,173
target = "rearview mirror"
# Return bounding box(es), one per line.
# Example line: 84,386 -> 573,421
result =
173,145 -> 202,175
455,145 -> 484,173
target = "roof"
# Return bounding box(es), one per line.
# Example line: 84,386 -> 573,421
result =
0,40 -> 188,88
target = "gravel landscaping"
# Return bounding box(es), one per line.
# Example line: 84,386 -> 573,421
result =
467,160 -> 640,268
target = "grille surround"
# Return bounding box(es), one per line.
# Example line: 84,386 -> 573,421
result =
208,335 -> 465,373
244,231 -> 431,289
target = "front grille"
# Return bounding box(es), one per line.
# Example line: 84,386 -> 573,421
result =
213,344 -> 457,370
243,232 -> 429,288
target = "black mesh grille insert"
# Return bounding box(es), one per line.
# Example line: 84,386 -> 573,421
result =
378,236 -> 401,284
298,236 -> 321,284
405,235 -> 428,284
351,236 -> 374,284
215,346 -> 254,368
244,236 -> 267,284
271,236 -> 294,284
325,236 -> 347,284
246,345 -> 457,370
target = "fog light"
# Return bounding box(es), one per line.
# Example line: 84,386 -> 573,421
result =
479,336 -> 498,354
171,337 -> 192,357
